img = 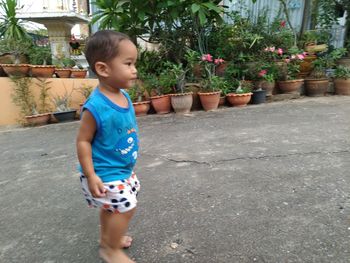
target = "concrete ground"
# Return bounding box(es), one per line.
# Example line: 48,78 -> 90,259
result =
0,96 -> 349,263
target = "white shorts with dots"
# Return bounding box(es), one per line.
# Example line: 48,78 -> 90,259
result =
80,172 -> 140,213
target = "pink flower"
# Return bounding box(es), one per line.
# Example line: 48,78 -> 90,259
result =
291,55 -> 296,60
303,51 -> 308,56
285,58 -> 291,63
258,69 -> 267,77
264,47 -> 269,52
297,54 -> 305,60
201,54 -> 213,62
269,47 -> 276,52
280,20 -> 286,27
277,48 -> 283,55
214,58 -> 225,65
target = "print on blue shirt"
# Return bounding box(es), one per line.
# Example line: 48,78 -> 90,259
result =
115,128 -> 138,164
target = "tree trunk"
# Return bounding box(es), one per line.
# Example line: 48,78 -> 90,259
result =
300,0 -> 311,38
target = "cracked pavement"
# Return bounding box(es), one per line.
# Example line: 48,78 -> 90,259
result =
0,96 -> 350,262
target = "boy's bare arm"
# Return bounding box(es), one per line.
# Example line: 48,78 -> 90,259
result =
76,111 -> 106,197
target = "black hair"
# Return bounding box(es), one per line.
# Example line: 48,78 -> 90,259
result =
84,30 -> 131,75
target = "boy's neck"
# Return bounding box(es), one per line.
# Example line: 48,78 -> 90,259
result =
99,80 -> 122,95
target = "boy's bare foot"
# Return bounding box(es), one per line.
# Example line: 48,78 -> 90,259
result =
99,246 -> 135,263
121,235 -> 133,248
100,235 -> 133,249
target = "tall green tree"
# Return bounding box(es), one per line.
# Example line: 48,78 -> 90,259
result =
0,0 -> 29,40
91,0 -> 231,59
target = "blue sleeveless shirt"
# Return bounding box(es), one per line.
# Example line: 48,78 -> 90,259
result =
79,88 -> 139,183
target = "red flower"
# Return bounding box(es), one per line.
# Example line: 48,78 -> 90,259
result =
280,21 -> 286,27
201,54 -> 213,62
214,58 -> 225,65
258,70 -> 267,77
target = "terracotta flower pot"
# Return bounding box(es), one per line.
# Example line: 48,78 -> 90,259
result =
150,95 -> 171,114
171,92 -> 193,114
0,64 -> 7,77
55,68 -> 71,78
299,55 -> 317,78
133,101 -> 150,116
30,65 -> 55,78
305,44 -> 328,54
219,96 -> 226,106
337,57 -> 350,68
198,91 -> 221,111
25,113 -> 51,126
334,79 -> 350,95
1,64 -> 30,77
226,93 -> 253,107
304,78 -> 329,97
215,62 -> 227,77
278,79 -> 304,94
71,69 -> 87,78
185,83 -> 202,111
255,81 -> 275,97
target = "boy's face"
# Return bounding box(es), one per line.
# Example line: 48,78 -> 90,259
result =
104,39 -> 138,89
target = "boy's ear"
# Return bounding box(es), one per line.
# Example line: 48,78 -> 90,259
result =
95,62 -> 110,78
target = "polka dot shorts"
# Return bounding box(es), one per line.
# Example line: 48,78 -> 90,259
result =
80,173 -> 140,213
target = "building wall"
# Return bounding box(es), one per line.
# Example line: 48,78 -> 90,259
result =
223,0 -> 347,48
0,77 -> 98,126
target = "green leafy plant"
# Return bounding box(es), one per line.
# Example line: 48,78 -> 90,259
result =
10,77 -> 36,117
200,53 -> 225,92
0,0 -> 29,41
78,84 -> 93,100
139,73 -> 159,98
158,72 -> 175,95
334,66 -> 350,79
210,76 -> 230,95
128,82 -> 145,102
301,30 -> 331,46
35,78 -> 52,113
52,85 -> 74,112
311,48 -> 348,78
53,57 -> 76,68
29,46 -> 52,65
0,38 -> 32,64
234,81 -> 252,94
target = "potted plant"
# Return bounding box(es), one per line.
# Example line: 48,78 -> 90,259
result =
0,38 -> 31,77
198,54 -> 223,111
226,81 -> 253,107
302,30 -> 330,54
304,49 -> 346,97
29,46 -> 55,78
334,66 -> 350,95
277,48 -> 305,94
54,57 -> 75,78
304,58 -> 329,97
128,82 -> 150,116
71,64 -> 88,78
170,64 -> 193,114
10,77 -> 51,125
78,84 -> 94,114
184,49 -> 202,110
148,71 -> 172,114
255,63 -> 277,97
51,87 -> 77,122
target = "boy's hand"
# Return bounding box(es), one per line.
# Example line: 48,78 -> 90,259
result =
87,174 -> 106,198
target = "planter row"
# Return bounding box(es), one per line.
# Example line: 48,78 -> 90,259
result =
133,92 -> 255,116
133,78 -> 350,117
25,110 -> 78,126
0,64 -> 88,78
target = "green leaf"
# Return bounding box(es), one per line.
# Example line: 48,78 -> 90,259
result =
191,3 -> 200,13
198,10 -> 207,25
203,2 -> 222,13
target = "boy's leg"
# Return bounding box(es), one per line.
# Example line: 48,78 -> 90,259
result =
100,210 -> 133,248
99,208 -> 136,263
